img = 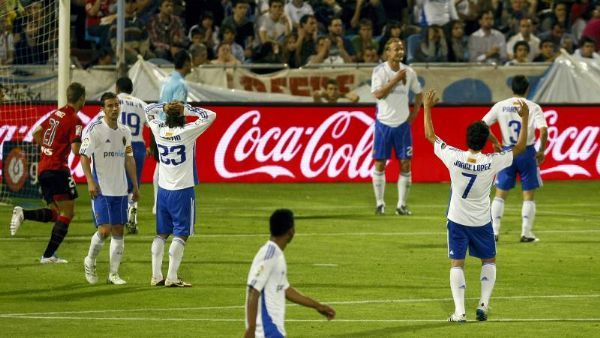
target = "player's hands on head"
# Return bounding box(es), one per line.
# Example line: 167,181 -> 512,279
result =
316,304 -> 336,320
423,89 -> 439,108
165,101 -> 184,116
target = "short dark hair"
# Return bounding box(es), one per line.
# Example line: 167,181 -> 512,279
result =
326,79 -> 338,87
580,36 -> 596,47
299,14 -> 315,27
359,18 -> 373,28
513,41 -> 530,55
466,121 -> 489,151
116,77 -> 133,94
539,38 -> 555,48
66,82 -> 86,104
270,209 -> 294,237
173,50 -> 191,69
269,0 -> 284,6
100,91 -> 118,107
512,75 -> 529,95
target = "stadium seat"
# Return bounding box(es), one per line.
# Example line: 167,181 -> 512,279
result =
406,34 -> 422,64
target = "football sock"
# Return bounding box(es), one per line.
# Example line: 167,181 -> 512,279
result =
522,201 -> 536,237
42,216 -> 70,258
479,263 -> 496,309
109,235 -> 124,275
167,237 -> 186,281
372,169 -> 385,206
151,236 -> 166,279
86,232 -> 106,262
23,208 -> 57,222
450,267 -> 466,315
491,197 -> 505,235
152,166 -> 158,214
128,193 -> 134,207
397,172 -> 411,208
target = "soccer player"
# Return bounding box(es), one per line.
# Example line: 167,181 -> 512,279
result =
371,38 -> 423,215
422,90 -> 530,322
483,75 -> 548,242
115,77 -> 149,234
245,209 -> 335,338
146,101 -> 215,287
80,92 -> 140,285
10,82 -> 86,264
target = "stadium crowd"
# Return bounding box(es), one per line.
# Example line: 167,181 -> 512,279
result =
0,0 -> 599,67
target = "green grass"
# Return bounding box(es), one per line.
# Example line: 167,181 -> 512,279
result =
0,181 -> 599,337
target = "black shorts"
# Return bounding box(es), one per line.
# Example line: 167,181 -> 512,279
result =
39,170 -> 78,204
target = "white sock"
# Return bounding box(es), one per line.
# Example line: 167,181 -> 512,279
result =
491,197 -> 505,236
397,172 -> 411,208
522,201 -> 536,237
372,169 -> 385,206
128,193 -> 134,207
167,237 -> 186,281
152,166 -> 159,214
151,236 -> 166,280
109,235 -> 124,275
479,263 -> 496,309
86,232 -> 106,262
450,267 -> 466,315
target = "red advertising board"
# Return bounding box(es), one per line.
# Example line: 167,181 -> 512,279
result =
1,104 -> 599,183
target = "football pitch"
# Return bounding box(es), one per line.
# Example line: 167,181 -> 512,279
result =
0,181 -> 599,337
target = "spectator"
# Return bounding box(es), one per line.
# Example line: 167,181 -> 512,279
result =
189,43 -> 210,66
573,36 -> 600,59
381,0 -> 409,24
582,4 -> 600,51
350,0 -> 386,35
377,20 -> 403,56
415,24 -> 448,62
363,45 -> 380,63
454,0 -> 482,35
14,0 -> 52,64
532,39 -> 557,62
252,38 -> 283,63
211,43 -> 241,65
189,27 -> 215,59
93,47 -> 114,66
498,0 -> 529,36
256,0 -> 290,45
417,0 -> 458,27
222,0 -> 255,59
507,18 -> 540,61
284,0 -> 314,28
313,79 -> 359,103
351,19 -> 378,63
313,0 -> 343,30
255,0 -> 270,16
0,19 -> 15,65
295,14 -> 318,66
282,32 -> 301,67
136,0 -> 160,26
325,17 -> 354,63
183,1 -> 224,31
538,22 -> 576,54
108,0 -> 153,64
0,0 -> 24,27
540,2 -> 570,33
84,0 -> 116,47
447,19 -> 469,62
468,10 -> 507,63
147,0 -> 186,61
307,36 -> 341,64
505,40 -> 530,64
188,12 -> 219,52
218,25 -> 245,62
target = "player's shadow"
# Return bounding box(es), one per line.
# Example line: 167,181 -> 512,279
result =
294,214 -> 369,220
0,283 -> 90,297
23,285 -> 157,302
330,322 -> 451,337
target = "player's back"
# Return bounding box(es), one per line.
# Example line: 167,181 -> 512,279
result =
118,93 -> 147,143
483,97 -> 544,146
38,106 -> 83,174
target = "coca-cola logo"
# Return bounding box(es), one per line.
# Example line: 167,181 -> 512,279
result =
215,110 -> 375,179
541,110 -> 599,177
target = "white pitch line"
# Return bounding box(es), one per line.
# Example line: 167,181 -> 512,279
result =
2,294 -> 598,317
2,229 -> 600,241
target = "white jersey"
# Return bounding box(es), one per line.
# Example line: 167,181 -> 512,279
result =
79,119 -> 133,196
482,97 -> 547,147
118,93 -> 148,143
434,138 -> 513,226
145,103 -> 216,190
246,241 -> 289,338
371,62 -> 422,127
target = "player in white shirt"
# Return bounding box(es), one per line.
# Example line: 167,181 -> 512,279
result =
422,90 -> 530,322
371,38 -> 423,216
115,77 -> 149,234
145,101 -> 216,287
245,209 -> 335,338
482,75 -> 548,242
80,92 -> 140,285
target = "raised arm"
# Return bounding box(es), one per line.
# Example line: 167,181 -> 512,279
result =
422,90 -> 440,144
511,100 -> 529,156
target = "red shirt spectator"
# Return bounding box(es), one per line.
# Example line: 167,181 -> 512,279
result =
85,0 -> 115,28
582,5 -> 600,51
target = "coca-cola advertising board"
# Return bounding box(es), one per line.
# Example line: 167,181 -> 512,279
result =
1,104 -> 598,184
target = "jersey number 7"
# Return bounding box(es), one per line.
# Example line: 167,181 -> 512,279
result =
461,172 -> 477,199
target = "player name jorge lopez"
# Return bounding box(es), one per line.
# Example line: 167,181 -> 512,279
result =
453,160 -> 492,171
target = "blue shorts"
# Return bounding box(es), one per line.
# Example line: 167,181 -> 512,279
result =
156,187 -> 195,237
447,220 -> 496,260
92,195 -> 128,226
496,145 -> 542,191
372,120 -> 413,160
127,141 -> 146,193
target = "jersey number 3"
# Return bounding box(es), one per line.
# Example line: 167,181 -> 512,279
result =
508,120 -> 521,144
157,145 -> 186,166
